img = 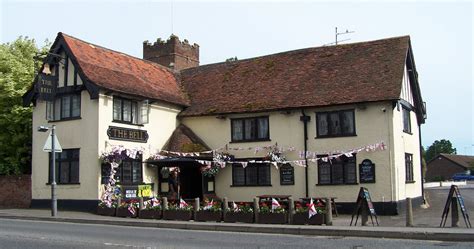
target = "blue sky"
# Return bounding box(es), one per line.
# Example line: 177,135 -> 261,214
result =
1,0 -> 473,155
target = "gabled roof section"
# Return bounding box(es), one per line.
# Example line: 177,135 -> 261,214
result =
434,154 -> 474,170
162,124 -> 211,153
178,36 -> 412,117
58,33 -> 189,106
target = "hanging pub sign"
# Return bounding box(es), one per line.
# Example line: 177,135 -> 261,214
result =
359,159 -> 375,183
280,163 -> 294,185
107,126 -> 149,143
35,74 -> 57,101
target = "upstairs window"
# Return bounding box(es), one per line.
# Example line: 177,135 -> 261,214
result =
113,97 -> 149,125
231,116 -> 269,142
46,94 -> 81,121
316,110 -> 355,138
402,107 -> 412,134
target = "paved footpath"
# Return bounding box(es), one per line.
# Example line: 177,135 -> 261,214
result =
1,186 -> 472,242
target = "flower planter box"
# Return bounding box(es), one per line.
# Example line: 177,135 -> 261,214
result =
139,209 -> 162,219
97,206 -> 116,216
116,207 -> 138,218
258,213 -> 288,224
292,213 -> 324,225
195,210 -> 222,222
163,210 -> 193,221
224,212 -> 254,223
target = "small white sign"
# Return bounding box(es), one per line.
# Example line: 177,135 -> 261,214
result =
43,132 -> 62,152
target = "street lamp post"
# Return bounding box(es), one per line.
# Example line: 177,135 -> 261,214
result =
38,124 -> 57,217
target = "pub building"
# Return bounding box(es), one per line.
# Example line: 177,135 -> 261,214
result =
23,32 -> 426,214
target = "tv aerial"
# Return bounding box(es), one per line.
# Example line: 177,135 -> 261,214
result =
323,27 -> 355,46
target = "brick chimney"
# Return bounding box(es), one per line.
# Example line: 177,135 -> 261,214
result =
143,34 -> 199,71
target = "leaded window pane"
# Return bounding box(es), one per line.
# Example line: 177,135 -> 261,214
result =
332,162 -> 344,184
317,113 -> 328,136
113,99 -> 122,120
318,162 -> 331,184
246,165 -> 258,185
232,164 -> 245,186
232,120 -> 243,141
244,119 -> 255,140
329,113 -> 341,135
258,164 -> 271,185
341,111 -> 354,134
123,100 -> 132,122
257,118 -> 269,139
71,94 -> 80,117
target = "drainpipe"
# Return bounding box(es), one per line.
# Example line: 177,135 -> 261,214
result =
300,110 -> 311,198
419,123 -> 425,204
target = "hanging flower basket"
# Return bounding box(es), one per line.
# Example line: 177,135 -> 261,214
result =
292,212 -> 324,225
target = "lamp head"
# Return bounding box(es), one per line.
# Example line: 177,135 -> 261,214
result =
37,126 -> 49,132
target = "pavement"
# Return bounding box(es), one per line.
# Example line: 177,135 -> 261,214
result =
0,186 -> 473,242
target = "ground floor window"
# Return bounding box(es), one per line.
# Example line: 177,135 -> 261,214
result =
49,149 -> 80,184
232,163 -> 271,186
318,155 -> 357,185
101,155 -> 143,185
405,153 -> 414,182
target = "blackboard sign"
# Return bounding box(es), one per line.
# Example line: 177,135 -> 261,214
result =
350,187 -> 379,226
440,185 -> 471,228
362,188 -> 376,215
359,159 -> 375,183
280,164 -> 294,185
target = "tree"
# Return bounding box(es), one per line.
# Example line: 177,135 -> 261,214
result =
0,36 -> 48,175
425,139 -> 457,162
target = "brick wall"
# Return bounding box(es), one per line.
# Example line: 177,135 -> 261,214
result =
0,175 -> 31,208
426,157 -> 465,181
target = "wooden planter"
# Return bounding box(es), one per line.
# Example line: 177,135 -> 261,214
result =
139,209 -> 162,219
292,213 -> 324,225
97,206 -> 116,216
224,212 -> 254,223
116,207 -> 138,218
163,210 -> 193,221
258,213 -> 288,224
195,210 -> 222,222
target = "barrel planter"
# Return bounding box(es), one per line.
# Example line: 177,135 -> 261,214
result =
258,213 -> 287,224
224,212 -> 254,223
292,213 -> 324,225
116,207 -> 138,218
195,211 -> 222,222
139,209 -> 162,219
163,210 -> 193,221
97,206 -> 116,216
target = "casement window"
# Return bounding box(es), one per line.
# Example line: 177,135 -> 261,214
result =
113,97 -> 149,125
46,94 -> 81,121
232,163 -> 271,186
114,155 -> 143,185
402,107 -> 412,133
405,153 -> 414,183
231,116 -> 269,142
318,155 -> 357,185
316,110 -> 355,138
49,149 -> 80,184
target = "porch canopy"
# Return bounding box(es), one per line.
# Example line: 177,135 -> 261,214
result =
146,124 -> 212,167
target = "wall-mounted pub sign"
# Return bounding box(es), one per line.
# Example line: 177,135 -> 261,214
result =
359,159 -> 375,183
35,74 -> 57,101
107,126 -> 149,143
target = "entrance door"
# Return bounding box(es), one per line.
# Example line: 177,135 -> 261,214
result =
179,165 -> 203,200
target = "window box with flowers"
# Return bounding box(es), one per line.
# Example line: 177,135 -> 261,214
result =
224,202 -> 254,223
162,202 -> 193,221
258,203 -> 288,224
97,200 -> 117,216
139,198 -> 162,219
195,199 -> 222,222
116,200 -> 139,218
292,201 -> 325,225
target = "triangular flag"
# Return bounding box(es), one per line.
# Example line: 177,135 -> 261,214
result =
179,198 -> 188,208
271,198 -> 281,212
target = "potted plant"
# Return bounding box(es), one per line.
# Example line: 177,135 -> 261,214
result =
139,197 -> 162,219
224,202 -> 254,223
195,199 -> 222,222
116,200 -> 139,218
162,200 -> 193,221
292,201 -> 325,225
258,202 -> 287,224
97,200 -> 117,216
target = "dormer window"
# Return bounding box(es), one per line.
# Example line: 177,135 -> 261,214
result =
113,96 -> 149,125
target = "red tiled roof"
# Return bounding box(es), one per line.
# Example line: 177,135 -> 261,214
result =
61,33 -> 189,106
162,124 -> 211,152
178,36 -> 410,116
